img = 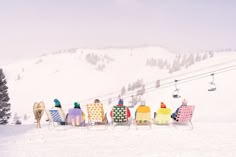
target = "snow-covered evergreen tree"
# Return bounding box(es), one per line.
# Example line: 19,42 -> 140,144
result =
0,68 -> 11,124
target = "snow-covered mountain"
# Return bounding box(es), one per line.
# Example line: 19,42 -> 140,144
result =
2,46 -> 236,124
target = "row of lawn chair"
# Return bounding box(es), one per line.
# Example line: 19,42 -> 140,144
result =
47,103 -> 195,130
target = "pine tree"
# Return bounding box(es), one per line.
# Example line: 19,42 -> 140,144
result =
0,69 -> 11,124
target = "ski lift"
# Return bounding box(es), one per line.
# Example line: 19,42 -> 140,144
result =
208,73 -> 216,91
173,80 -> 181,98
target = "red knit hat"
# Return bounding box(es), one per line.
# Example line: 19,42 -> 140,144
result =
160,102 -> 166,108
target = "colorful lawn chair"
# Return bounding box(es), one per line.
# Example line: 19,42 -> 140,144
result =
154,108 -> 172,125
47,109 -> 66,127
135,105 -> 152,128
173,105 -> 195,129
111,106 -> 130,127
87,103 -> 108,127
67,108 -> 85,126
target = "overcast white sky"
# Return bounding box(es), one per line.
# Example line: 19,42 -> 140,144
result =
0,0 -> 236,64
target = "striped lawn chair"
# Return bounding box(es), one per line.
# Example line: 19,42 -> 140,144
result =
87,103 -> 108,127
173,105 -> 195,129
135,105 -> 152,129
111,106 -> 130,127
154,108 -> 172,125
47,109 -> 66,127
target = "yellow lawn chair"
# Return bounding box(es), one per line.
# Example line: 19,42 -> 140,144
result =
154,108 -> 172,125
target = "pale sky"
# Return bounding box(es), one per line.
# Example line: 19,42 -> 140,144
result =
1,0 -> 236,64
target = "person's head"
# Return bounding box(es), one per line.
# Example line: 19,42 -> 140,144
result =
118,99 -> 124,106
160,102 -> 166,108
74,102 -> 81,109
54,99 -> 61,108
94,99 -> 100,103
140,100 -> 146,106
182,99 -> 187,106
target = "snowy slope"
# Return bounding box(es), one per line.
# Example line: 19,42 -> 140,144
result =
1,47 -> 236,157
0,123 -> 235,157
1,47 -> 236,124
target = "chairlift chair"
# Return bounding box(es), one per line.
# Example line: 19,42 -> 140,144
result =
208,82 -> 216,91
173,80 -> 181,98
173,89 -> 181,98
208,73 -> 216,91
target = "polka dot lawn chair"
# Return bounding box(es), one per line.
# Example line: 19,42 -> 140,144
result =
86,103 -> 108,128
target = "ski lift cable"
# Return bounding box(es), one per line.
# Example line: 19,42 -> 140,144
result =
78,64 -> 236,104
118,67 -> 236,98
99,66 -> 236,103
145,58 -> 236,86
85,59 -> 236,102
96,66 -> 236,103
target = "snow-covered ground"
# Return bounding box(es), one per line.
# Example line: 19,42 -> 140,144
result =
0,123 -> 236,157
1,47 -> 236,157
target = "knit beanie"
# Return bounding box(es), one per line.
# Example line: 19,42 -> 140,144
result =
118,99 -> 124,105
54,99 -> 61,107
160,102 -> 166,108
74,102 -> 80,109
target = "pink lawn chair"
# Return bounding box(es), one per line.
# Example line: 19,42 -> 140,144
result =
173,105 -> 195,130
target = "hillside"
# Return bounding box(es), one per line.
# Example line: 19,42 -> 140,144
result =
1,47 -> 236,124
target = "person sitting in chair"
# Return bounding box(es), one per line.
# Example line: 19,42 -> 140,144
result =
171,99 -> 187,121
110,98 -> 131,118
94,99 -> 101,103
53,98 -> 66,125
67,102 -> 85,126
154,102 -> 167,119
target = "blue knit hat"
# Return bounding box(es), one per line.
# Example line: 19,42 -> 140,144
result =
54,99 -> 61,107
118,99 -> 124,105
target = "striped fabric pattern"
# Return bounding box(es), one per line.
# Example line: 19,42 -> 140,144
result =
176,106 -> 195,122
49,109 -> 63,122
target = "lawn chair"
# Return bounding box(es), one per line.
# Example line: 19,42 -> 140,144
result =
86,103 -> 108,128
111,106 -> 130,128
135,105 -> 152,129
154,108 -> 172,125
173,105 -> 195,130
67,108 -> 85,126
47,109 -> 66,127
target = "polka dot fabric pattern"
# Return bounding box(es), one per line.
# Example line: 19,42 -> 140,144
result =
87,103 -> 105,123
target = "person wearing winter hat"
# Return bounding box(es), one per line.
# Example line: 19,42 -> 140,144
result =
54,99 -> 61,108
74,102 -> 81,109
171,99 -> 188,121
154,102 -> 170,119
160,102 -> 166,108
110,99 -> 131,118
135,99 -> 150,119
52,99 -> 66,124
68,102 -> 85,126
118,99 -> 124,106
